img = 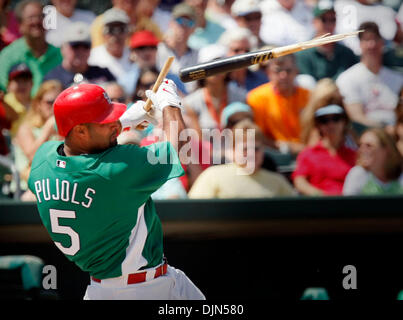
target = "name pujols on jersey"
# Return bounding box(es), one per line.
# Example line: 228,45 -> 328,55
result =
33,178 -> 95,209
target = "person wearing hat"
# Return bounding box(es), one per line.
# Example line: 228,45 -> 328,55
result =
218,27 -> 268,93
295,0 -> 358,82
292,104 -> 357,196
88,8 -> 132,79
90,0 -> 163,49
45,0 -> 96,48
156,2 -> 199,93
231,0 -> 264,47
3,63 -> 34,136
117,30 -> 186,97
220,101 -> 278,172
0,0 -> 62,96
44,22 -> 116,89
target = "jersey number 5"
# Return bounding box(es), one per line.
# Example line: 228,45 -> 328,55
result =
50,209 -> 80,256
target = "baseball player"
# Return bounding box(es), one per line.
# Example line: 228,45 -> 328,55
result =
27,79 -> 205,300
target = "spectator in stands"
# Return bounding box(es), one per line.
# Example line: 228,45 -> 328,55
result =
156,2 -> 199,93
0,0 -> 62,96
382,1 -> 403,73
13,80 -> 62,192
295,0 -> 358,81
247,54 -> 310,154
231,0 -> 264,47
220,101 -> 253,130
118,30 -> 186,98
88,8 -> 132,79
393,91 -> 403,157
0,0 -> 21,50
220,101 -> 278,172
335,0 -> 402,56
188,119 -> 296,198
259,0 -> 314,46
300,78 -> 358,149
103,82 -> 127,104
45,0 -> 96,47
219,27 -> 268,94
0,91 -> 18,155
343,128 -> 403,195
147,0 -> 172,33
292,104 -> 357,196
184,44 -> 246,135
3,63 -> 33,136
131,67 -> 159,102
186,0 -> 226,50
205,0 -> 237,30
90,0 -> 163,48
336,22 -> 403,128
44,22 -> 116,89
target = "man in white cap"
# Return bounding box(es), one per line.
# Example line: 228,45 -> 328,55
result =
88,8 -> 132,79
231,0 -> 264,47
45,0 -> 96,47
44,22 -> 116,88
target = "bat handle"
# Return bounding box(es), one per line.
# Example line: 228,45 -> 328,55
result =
143,56 -> 175,112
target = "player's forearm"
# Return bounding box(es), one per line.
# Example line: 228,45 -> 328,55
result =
163,106 -> 187,153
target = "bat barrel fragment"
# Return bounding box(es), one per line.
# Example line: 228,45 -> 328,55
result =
179,49 -> 274,83
179,30 -> 362,83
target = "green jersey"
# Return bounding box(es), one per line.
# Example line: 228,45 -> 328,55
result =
28,141 -> 184,279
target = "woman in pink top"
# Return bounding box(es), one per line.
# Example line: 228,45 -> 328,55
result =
292,104 -> 357,195
0,0 -> 21,50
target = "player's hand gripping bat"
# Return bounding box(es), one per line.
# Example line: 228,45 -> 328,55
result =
179,31 -> 362,83
134,56 -> 175,130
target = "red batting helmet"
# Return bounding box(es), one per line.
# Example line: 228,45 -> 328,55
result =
54,83 -> 127,137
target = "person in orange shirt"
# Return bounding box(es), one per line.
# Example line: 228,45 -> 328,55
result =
247,54 -> 310,155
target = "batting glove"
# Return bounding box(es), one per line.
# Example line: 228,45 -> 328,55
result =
145,79 -> 183,111
119,100 -> 158,130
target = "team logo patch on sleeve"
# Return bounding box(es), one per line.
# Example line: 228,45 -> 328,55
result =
56,160 -> 67,168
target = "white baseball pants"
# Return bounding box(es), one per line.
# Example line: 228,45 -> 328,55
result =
83,265 -> 205,300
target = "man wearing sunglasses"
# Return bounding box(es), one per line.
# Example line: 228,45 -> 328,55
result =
157,3 -> 199,93
295,0 -> 358,82
88,8 -> 132,80
44,22 -> 116,88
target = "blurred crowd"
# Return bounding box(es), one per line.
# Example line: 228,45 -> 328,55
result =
0,0 -> 403,201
